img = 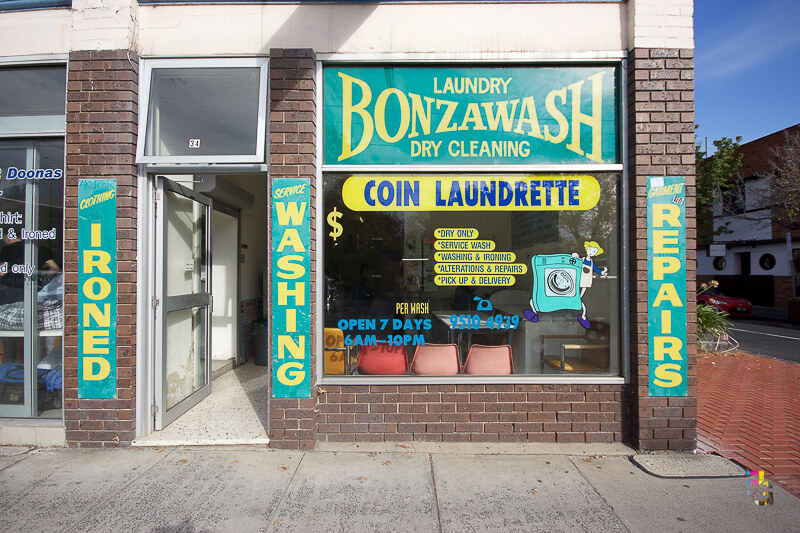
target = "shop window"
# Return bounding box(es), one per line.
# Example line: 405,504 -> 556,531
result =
0,139 -> 64,417
322,173 -> 622,378
0,65 -> 66,136
138,58 -> 268,164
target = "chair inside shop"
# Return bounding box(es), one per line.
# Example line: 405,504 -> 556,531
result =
462,344 -> 514,375
356,344 -> 408,375
410,344 -> 460,375
323,327 -> 349,375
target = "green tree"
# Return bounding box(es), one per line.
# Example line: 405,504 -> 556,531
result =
696,134 -> 743,242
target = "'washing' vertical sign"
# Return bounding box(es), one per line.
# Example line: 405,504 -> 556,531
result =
271,178 -> 311,398
78,179 -> 117,398
647,176 -> 687,396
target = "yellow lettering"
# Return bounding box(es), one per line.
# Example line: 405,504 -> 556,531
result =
278,282 -> 305,306
543,87 -> 569,144
654,229 -> 680,253
83,277 -> 111,300
83,330 -> 110,355
458,102 -> 487,131
374,88 -> 410,143
90,222 -> 101,247
275,202 -> 307,226
654,336 -> 683,361
276,255 -> 305,279
83,250 -> 112,274
653,363 -> 683,388
277,228 -> 306,253
566,71 -> 605,162
83,356 -> 111,381
653,283 -> 683,307
409,93 -> 434,138
83,303 -> 111,327
481,99 -> 519,132
653,256 -> 681,280
338,73 -> 374,161
435,100 -> 459,133
512,96 -> 543,139
277,361 -> 305,386
654,204 -> 682,228
278,335 -> 305,359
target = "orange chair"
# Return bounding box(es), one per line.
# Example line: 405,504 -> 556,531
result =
462,344 -> 513,375
323,328 -> 348,375
410,344 -> 460,375
356,344 -> 408,375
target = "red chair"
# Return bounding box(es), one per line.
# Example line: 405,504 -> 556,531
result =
356,344 -> 408,375
410,344 -> 460,375
462,344 -> 513,375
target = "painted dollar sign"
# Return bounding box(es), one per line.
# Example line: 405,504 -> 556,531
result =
327,207 -> 343,241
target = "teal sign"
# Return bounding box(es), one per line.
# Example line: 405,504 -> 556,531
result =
77,179 -> 117,399
324,65 -> 618,166
271,178 -> 311,398
647,176 -> 687,397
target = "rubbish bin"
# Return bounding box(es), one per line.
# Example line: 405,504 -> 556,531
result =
252,319 -> 269,366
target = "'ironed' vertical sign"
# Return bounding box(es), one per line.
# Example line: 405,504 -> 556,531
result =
78,179 -> 117,398
271,178 -> 311,398
647,176 -> 687,396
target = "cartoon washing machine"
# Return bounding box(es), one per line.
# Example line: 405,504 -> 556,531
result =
530,254 -> 583,313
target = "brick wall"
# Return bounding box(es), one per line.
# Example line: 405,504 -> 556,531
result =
628,48 -> 697,450
63,50 -> 138,447
268,49 -> 318,450
317,384 -> 626,443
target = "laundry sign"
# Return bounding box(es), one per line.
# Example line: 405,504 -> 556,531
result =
647,176 -> 687,396
324,65 -> 619,166
77,179 -> 117,399
271,178 -> 311,398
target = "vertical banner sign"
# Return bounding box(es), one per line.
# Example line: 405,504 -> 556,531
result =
647,176 -> 687,396
78,179 -> 117,398
271,178 -> 311,398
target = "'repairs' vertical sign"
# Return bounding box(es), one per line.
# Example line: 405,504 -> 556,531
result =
78,179 -> 117,398
647,176 -> 687,396
271,178 -> 311,398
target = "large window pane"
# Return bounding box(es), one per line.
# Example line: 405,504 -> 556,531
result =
0,66 -> 66,135
323,173 -> 621,377
144,67 -> 261,158
0,139 -> 64,417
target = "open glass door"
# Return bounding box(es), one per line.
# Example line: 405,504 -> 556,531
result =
154,177 -> 212,429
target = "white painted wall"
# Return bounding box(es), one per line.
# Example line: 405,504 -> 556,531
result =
211,209 -> 238,361
698,242 -> 795,277
135,3 -> 626,57
0,9 -> 72,57
227,175 -> 268,302
628,0 -> 694,50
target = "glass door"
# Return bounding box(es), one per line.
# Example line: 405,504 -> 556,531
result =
154,177 -> 212,429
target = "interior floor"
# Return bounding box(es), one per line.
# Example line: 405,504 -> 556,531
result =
135,359 -> 269,446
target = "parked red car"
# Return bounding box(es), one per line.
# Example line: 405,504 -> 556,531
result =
697,288 -> 753,317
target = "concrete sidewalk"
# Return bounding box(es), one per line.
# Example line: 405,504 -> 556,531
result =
1,444 -> 799,533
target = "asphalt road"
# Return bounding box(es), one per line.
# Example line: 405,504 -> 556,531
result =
729,318 -> 800,364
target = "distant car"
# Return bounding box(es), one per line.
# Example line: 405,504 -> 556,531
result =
697,288 -> 753,317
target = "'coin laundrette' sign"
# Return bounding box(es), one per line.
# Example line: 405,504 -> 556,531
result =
324,66 -> 619,166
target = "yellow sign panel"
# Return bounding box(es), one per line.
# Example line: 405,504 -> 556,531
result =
342,175 -> 601,211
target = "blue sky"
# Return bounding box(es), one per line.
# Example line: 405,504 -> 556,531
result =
694,0 -> 800,151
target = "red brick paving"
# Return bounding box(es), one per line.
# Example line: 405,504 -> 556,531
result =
698,351 -> 800,498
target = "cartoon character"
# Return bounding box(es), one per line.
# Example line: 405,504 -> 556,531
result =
522,241 -> 609,329
572,241 -> 608,328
